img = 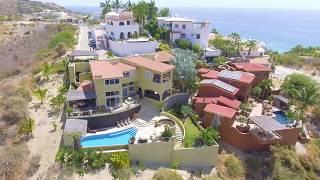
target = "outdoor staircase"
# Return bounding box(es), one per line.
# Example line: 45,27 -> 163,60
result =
131,118 -> 157,128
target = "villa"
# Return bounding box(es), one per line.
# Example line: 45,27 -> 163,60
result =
193,67 -> 300,152
66,51 -> 174,121
239,42 -> 266,57
92,10 -> 158,56
230,62 -> 272,85
157,16 -> 210,49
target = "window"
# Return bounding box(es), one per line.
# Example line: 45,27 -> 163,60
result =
110,22 -> 113,25
175,24 -> 179,28
106,97 -> 121,107
105,79 -> 119,85
162,23 -> 165,27
127,21 -> 130,25
145,71 -> 151,80
182,24 -> 186,29
153,74 -> 161,83
106,91 -> 120,97
129,82 -> 134,92
119,22 -> 125,26
196,34 -> 200,39
181,33 -> 186,38
123,72 -> 130,77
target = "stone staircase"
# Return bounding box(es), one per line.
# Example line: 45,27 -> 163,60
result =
132,118 -> 157,128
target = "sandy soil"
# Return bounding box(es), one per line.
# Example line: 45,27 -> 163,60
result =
27,74 -> 65,180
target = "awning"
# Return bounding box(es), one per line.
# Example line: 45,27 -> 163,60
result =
250,116 -> 287,132
66,90 -> 96,101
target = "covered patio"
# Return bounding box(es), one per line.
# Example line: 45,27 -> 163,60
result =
273,95 -> 290,110
249,116 -> 285,143
66,90 -> 97,115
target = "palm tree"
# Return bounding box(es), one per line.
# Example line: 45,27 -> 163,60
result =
19,117 -> 35,138
147,0 -> 158,21
180,105 -> 193,122
112,0 -> 123,11
292,85 -> 320,122
132,1 -> 148,25
41,62 -> 52,80
259,79 -> 273,99
280,82 -> 295,97
100,0 -> 112,17
197,128 -> 220,146
246,40 -> 257,58
230,32 -> 241,55
33,88 -> 47,104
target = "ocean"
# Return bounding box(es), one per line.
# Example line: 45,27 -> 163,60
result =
67,6 -> 320,52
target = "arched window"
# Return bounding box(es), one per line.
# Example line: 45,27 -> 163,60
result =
127,32 -> 132,38
120,32 -> 125,40
111,32 -> 114,36
119,22 -> 125,26
110,21 -> 113,25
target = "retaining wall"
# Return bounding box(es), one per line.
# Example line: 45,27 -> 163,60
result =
162,93 -> 189,112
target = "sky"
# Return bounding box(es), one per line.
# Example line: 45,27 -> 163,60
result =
40,0 -> 320,10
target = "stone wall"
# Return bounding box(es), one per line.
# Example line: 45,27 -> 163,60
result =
162,93 -> 189,112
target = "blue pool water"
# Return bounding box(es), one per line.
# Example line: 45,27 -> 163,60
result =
80,127 -> 137,147
273,111 -> 292,125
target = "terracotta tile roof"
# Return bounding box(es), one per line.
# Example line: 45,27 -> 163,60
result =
201,70 -> 219,79
217,96 -> 241,109
198,68 -> 210,74
239,73 -> 255,84
233,63 -> 271,72
77,81 -> 95,92
200,79 -> 239,95
90,61 -> 135,79
204,103 -> 237,119
123,56 -> 175,73
194,97 -> 218,104
154,51 -> 174,63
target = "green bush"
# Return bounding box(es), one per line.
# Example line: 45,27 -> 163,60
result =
192,44 -> 202,54
55,148 -> 108,175
175,39 -> 192,50
170,161 -> 180,169
109,152 -> 130,170
195,128 -> 219,146
161,125 -> 173,138
184,119 -> 201,147
152,168 -> 183,180
48,31 -> 75,49
224,155 -> 246,178
159,42 -> 171,52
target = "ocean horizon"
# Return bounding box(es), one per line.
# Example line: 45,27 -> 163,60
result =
67,6 -> 320,52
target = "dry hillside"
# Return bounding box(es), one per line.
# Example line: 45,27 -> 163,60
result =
0,0 -> 17,16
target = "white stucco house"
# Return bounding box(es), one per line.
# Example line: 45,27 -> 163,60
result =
157,16 -> 210,49
240,42 -> 266,57
100,10 -> 158,57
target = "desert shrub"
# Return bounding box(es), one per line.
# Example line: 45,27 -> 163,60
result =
26,155 -> 41,177
15,86 -> 32,102
0,96 -> 27,125
55,42 -> 67,56
110,168 -> 132,180
195,128 -> 219,146
0,144 -> 29,180
223,154 -> 246,178
275,53 -> 304,66
159,42 -> 171,52
152,168 -> 183,180
109,152 -> 130,169
270,145 -> 316,180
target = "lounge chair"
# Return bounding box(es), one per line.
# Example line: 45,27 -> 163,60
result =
120,120 -> 125,126
117,121 -> 121,128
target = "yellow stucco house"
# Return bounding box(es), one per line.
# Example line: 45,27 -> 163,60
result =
66,54 -> 175,110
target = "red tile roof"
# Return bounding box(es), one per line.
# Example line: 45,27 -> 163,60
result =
201,70 -> 219,79
90,61 -> 135,79
77,81 -> 95,92
154,51 -> 174,63
124,56 -> 175,73
238,72 -> 255,84
194,97 -> 218,104
198,68 -> 210,74
233,63 -> 271,72
204,103 -> 237,119
217,96 -> 241,110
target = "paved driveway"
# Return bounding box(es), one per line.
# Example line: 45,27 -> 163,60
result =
76,25 -> 90,51
137,99 -> 160,122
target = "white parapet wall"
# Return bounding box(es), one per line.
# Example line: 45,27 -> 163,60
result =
109,40 -> 158,57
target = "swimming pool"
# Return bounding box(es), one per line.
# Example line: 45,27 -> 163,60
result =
80,127 -> 137,147
273,111 -> 292,125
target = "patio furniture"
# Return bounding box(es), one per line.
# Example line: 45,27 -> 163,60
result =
117,121 -> 121,128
